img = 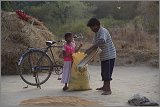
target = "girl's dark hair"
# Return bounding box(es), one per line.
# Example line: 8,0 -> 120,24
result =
87,17 -> 100,27
64,32 -> 72,39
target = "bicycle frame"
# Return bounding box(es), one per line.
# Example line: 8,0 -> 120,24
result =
18,44 -> 63,71
43,45 -> 63,66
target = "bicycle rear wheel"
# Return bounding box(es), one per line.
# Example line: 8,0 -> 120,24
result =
19,49 -> 53,86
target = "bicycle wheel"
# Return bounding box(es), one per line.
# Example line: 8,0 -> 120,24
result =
19,49 -> 53,86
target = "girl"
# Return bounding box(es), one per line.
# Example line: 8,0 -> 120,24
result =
61,32 -> 82,91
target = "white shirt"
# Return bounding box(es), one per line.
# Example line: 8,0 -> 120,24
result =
93,26 -> 116,61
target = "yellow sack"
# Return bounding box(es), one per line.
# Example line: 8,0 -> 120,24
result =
67,52 -> 91,91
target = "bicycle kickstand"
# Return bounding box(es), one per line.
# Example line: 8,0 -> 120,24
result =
37,77 -> 41,89
35,74 -> 41,89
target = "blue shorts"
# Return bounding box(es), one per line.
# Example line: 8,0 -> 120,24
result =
101,58 -> 115,81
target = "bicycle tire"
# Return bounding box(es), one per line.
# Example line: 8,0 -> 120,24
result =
18,49 -> 53,86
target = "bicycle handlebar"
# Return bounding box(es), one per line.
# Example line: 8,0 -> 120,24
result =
57,40 -> 65,43
74,33 -> 83,39
54,33 -> 83,45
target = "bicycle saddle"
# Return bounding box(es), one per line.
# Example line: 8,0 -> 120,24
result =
46,40 -> 56,46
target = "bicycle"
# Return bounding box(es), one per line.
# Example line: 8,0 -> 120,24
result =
18,33 -> 83,89
18,40 -> 65,89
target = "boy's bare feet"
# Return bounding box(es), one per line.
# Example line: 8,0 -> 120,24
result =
63,86 -> 68,91
96,87 -> 104,90
101,91 -> 112,95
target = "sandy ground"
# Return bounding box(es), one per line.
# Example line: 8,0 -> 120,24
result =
1,65 -> 160,106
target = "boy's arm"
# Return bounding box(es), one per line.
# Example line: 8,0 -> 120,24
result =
85,29 -> 107,54
85,39 -> 105,54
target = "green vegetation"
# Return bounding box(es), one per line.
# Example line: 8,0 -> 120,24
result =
2,1 -> 158,37
100,17 -> 128,28
1,1 -> 159,41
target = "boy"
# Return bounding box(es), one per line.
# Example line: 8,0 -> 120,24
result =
85,18 -> 116,95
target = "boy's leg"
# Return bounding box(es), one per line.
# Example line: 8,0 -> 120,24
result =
101,58 -> 115,95
96,81 -> 104,90
102,81 -> 112,95
96,61 -> 106,90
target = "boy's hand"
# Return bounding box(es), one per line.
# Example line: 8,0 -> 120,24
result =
85,45 -> 96,54
85,48 -> 92,54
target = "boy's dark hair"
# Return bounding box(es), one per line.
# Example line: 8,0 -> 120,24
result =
64,32 -> 72,39
87,17 -> 100,27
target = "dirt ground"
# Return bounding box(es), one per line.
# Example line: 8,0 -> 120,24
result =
1,65 -> 159,106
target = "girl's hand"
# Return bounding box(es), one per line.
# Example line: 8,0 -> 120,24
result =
76,44 -> 82,52
63,51 -> 72,57
66,53 -> 72,57
79,43 -> 82,47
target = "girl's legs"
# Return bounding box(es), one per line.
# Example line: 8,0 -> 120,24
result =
63,83 -> 68,91
61,61 -> 72,91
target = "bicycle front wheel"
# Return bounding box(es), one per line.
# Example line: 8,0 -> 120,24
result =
19,49 -> 53,86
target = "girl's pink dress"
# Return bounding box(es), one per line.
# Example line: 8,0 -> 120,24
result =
61,42 -> 75,84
